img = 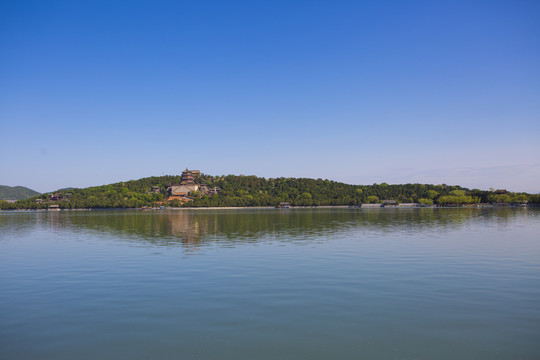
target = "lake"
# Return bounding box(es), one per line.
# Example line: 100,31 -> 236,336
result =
1,208 -> 539,359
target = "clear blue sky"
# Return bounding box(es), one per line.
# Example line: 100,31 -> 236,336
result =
1,0 -> 539,193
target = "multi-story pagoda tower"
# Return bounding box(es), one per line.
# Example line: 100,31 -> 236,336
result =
180,169 -> 195,185
167,169 -> 200,198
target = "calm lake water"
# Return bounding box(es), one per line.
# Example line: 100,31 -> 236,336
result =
1,208 -> 539,359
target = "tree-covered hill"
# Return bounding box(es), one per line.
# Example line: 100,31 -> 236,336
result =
1,173 -> 537,210
189,175 -> 536,207
0,185 -> 40,200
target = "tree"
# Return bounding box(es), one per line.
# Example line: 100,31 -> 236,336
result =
449,190 -> 466,197
367,195 -> 379,204
170,199 -> 182,207
511,194 -> 528,203
489,194 -> 512,203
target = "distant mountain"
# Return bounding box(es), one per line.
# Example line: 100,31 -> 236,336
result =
0,185 -> 40,200
55,187 -> 77,192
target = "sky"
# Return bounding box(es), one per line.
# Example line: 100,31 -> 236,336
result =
1,0 -> 539,193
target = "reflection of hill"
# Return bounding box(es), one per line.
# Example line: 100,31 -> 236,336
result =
0,211 -> 71,238
51,207 -> 537,250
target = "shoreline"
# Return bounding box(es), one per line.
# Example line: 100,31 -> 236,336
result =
1,204 -> 532,212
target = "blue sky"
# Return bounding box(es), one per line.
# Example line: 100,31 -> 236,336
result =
1,0 -> 539,193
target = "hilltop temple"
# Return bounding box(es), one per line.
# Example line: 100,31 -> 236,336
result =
166,169 -> 221,202
168,169 -> 200,197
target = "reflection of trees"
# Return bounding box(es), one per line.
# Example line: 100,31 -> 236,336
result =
50,207 -> 538,250
0,211 -> 70,238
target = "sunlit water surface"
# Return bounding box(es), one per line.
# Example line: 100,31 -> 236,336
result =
1,208 -> 539,359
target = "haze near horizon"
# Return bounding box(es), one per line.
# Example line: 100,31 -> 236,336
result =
1,1 -> 539,193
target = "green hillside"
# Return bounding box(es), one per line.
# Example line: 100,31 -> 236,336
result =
0,185 -> 40,200
1,173 -> 538,210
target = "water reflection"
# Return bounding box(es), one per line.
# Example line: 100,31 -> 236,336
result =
2,208 -> 536,248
